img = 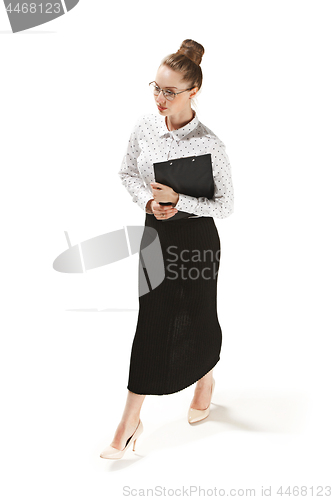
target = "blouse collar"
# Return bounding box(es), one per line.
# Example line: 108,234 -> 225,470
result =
158,110 -> 199,142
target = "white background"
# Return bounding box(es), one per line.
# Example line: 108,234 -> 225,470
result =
1,1 -> 332,498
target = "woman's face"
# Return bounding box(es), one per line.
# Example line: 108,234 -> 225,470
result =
153,65 -> 198,117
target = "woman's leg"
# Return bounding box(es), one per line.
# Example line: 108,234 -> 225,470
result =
111,390 -> 146,450
190,368 -> 214,410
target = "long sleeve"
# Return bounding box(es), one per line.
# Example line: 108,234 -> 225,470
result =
118,121 -> 153,212
174,141 -> 234,219
118,112 -> 234,219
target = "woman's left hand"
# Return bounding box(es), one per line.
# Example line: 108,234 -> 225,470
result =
150,182 -> 179,205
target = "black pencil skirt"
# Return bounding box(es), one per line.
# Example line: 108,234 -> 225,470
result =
127,213 -> 223,395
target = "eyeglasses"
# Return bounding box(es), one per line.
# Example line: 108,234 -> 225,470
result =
149,81 -> 195,101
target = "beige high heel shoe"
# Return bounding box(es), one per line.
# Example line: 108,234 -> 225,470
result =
188,378 -> 215,424
100,419 -> 143,459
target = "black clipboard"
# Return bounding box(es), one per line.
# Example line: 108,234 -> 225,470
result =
153,153 -> 215,221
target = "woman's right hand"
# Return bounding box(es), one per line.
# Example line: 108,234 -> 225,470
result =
151,200 -> 178,220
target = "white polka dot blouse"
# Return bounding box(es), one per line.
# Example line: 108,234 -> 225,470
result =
118,110 -> 234,219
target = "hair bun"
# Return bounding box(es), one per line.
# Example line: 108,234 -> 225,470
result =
177,39 -> 205,66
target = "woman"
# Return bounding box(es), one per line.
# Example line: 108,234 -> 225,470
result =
100,39 -> 234,459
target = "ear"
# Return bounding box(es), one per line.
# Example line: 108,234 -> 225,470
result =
189,87 -> 199,99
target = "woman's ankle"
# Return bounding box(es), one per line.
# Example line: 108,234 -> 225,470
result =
119,415 -> 141,428
196,375 -> 213,388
